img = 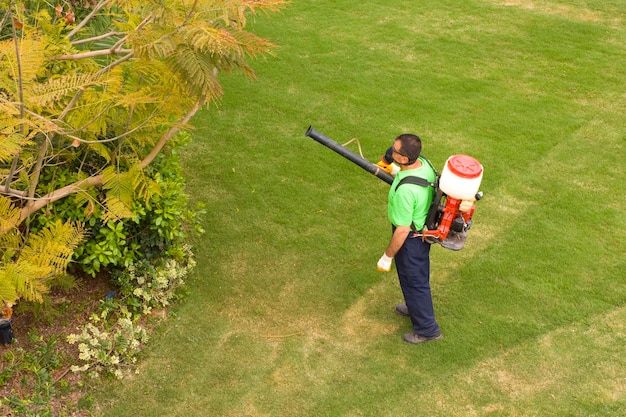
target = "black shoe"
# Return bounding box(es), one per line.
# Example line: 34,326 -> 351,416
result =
395,304 -> 409,317
402,332 -> 443,344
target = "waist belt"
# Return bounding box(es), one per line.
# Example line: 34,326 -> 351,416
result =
391,224 -> 424,238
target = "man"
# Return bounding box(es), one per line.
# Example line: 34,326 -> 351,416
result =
376,134 -> 442,344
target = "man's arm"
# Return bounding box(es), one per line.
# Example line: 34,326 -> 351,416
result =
377,225 -> 411,272
384,225 -> 411,258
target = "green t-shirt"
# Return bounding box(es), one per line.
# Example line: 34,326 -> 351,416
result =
387,157 -> 436,230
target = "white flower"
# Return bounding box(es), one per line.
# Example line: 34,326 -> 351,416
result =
71,364 -> 90,373
79,350 -> 92,361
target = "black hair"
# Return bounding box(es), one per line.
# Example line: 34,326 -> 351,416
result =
395,134 -> 422,164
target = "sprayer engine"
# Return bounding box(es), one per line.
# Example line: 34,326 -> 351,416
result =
422,190 -> 483,250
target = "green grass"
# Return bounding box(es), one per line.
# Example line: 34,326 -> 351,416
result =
95,0 -> 626,416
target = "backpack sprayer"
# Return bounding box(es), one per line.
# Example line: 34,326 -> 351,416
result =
304,126 -> 484,251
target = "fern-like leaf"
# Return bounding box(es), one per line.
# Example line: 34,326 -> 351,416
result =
0,36 -> 47,96
101,164 -> 150,222
19,220 -> 85,274
0,103 -> 34,163
85,142 -> 113,163
25,72 -> 103,109
0,220 -> 84,305
103,166 -> 135,205
0,196 -> 22,235
167,44 -> 223,98
0,269 -> 19,305
7,261 -> 51,303
178,22 -> 240,56
0,228 -> 23,265
102,195 -> 135,223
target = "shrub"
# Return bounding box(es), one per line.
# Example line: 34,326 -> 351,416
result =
112,245 -> 197,316
67,312 -> 148,380
67,246 -> 196,379
31,132 -> 204,278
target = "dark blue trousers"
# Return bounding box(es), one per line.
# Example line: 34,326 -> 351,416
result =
394,234 -> 441,337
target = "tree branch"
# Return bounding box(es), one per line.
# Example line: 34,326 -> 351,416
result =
66,0 -> 109,39
5,2 -> 25,194
140,98 -> 204,169
70,30 -> 124,46
0,187 -> 27,198
27,134 -> 51,200
53,48 -> 132,60
0,8 -> 9,33
67,110 -> 159,144
17,101 -> 200,224
183,0 -> 200,26
19,175 -> 103,223
57,12 -> 152,120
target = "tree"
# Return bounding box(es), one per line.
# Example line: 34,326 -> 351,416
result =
0,0 -> 285,312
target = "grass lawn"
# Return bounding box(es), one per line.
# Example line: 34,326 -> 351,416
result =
95,1 -> 626,416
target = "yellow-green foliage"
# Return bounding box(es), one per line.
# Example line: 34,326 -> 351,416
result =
0,0 -> 285,306
0,219 -> 84,304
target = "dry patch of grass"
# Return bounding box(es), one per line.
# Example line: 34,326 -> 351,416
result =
493,0 -> 621,25
404,305 -> 626,416
339,283 -> 402,341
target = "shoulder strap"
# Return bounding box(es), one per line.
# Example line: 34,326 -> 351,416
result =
419,155 -> 438,176
392,156 -> 439,192
394,175 -> 435,191
393,156 -> 440,234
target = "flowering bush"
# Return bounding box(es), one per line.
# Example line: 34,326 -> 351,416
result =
115,245 -> 197,316
67,246 -> 196,379
67,312 -> 148,380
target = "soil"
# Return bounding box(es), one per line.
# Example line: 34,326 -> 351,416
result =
0,272 -> 117,416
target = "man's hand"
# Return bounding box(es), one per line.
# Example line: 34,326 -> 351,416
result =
377,253 -> 393,272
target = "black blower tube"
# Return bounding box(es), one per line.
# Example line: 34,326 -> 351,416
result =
305,126 -> 394,185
